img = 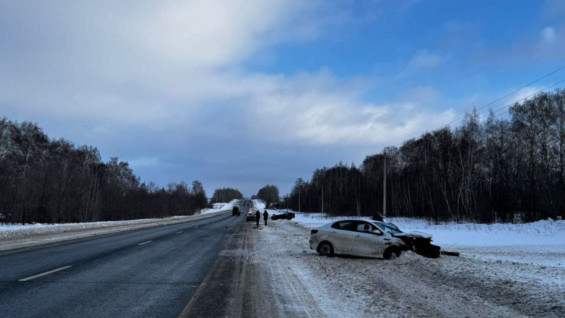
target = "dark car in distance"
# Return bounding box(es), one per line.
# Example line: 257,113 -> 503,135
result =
271,212 -> 295,220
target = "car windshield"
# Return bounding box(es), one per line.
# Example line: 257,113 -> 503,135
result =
373,221 -> 403,235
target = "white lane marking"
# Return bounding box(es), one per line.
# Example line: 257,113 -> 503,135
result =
19,265 -> 72,282
138,240 -> 153,246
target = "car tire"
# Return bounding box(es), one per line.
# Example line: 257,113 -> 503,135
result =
383,247 -> 401,260
317,242 -> 334,257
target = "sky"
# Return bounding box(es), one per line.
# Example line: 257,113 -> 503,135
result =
1,0 -> 565,197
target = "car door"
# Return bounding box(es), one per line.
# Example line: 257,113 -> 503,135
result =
329,221 -> 355,254
350,221 -> 389,257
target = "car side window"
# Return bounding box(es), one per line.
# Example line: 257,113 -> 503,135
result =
331,221 -> 356,231
355,222 -> 374,233
355,222 -> 371,232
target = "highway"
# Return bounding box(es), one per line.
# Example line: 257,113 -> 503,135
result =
0,212 -> 243,318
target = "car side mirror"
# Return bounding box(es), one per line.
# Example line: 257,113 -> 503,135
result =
372,230 -> 383,236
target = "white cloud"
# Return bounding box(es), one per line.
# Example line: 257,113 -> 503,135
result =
0,0 -> 458,192
509,87 -> 543,105
409,50 -> 445,70
238,72 -> 454,146
541,26 -> 557,43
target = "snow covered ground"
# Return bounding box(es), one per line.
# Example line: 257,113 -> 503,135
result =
254,214 -> 565,317
288,212 -> 565,268
252,199 -> 266,210
199,200 -> 238,215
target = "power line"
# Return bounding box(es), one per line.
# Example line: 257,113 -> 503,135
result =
447,65 -> 565,126
490,78 -> 565,117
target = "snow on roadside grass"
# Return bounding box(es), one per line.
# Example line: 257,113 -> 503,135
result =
200,203 -> 234,215
0,210 -> 231,252
290,212 -> 565,267
0,216 -> 190,238
0,210 -> 231,241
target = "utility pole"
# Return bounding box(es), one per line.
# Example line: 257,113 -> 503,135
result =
321,184 -> 324,213
298,184 -> 301,212
383,154 -> 387,218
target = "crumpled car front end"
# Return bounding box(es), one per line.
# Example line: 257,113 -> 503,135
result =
393,232 -> 441,258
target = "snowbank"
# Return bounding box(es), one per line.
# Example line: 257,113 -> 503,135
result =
200,202 -> 234,215
258,221 -> 565,317
200,199 -> 243,215
291,212 -> 565,246
0,216 -> 193,239
252,199 -> 266,210
291,212 -> 565,267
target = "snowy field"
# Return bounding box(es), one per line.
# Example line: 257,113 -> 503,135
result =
254,213 -> 565,317
287,212 -> 565,268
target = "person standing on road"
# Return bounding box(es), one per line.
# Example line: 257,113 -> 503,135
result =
255,210 -> 260,228
263,210 -> 269,226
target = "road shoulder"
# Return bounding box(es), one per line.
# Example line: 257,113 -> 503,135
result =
180,221 -> 325,318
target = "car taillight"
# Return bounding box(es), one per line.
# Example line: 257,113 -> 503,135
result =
311,229 -> 318,235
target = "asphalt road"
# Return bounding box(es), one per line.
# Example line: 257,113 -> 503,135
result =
0,212 -> 243,318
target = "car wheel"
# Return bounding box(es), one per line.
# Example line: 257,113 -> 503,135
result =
317,242 -> 334,257
383,247 -> 401,260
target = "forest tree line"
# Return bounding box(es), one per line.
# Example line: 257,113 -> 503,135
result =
0,118 -> 208,224
256,185 -> 280,207
209,187 -> 243,204
284,89 -> 565,223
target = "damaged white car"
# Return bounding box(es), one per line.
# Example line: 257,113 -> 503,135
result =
309,219 -> 440,259
374,221 -> 440,258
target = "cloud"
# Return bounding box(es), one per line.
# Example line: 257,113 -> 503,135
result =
541,26 -> 557,43
240,72 -> 453,146
409,50 -> 445,70
0,0 -> 458,195
391,50 -> 446,83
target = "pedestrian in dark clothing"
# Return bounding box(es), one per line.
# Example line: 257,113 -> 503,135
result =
263,210 -> 269,226
255,210 -> 260,227
372,213 -> 384,222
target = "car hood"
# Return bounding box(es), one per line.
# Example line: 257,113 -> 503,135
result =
392,231 -> 432,240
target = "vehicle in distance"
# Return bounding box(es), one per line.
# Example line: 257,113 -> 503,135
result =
271,211 -> 295,220
246,208 -> 257,222
309,219 -> 437,259
232,205 -> 240,216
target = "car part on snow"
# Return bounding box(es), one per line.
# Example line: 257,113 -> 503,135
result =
440,251 -> 460,257
413,240 -> 441,258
